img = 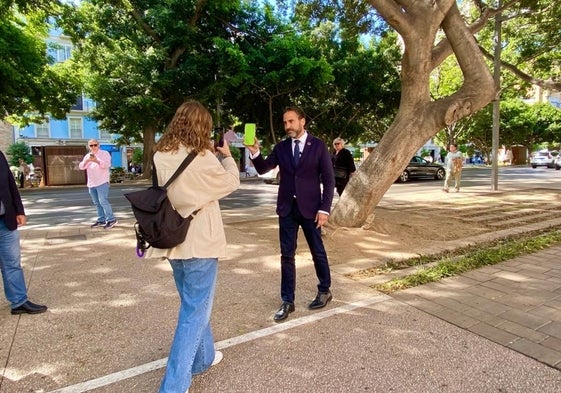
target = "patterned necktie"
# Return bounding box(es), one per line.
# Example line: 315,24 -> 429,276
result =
293,140 -> 300,166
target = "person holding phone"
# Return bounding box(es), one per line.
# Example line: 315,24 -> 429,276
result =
79,139 -> 117,229
147,101 -> 239,393
245,106 -> 335,322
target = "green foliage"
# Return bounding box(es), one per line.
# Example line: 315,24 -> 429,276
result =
110,166 -> 125,183
46,0 -> 559,174
375,229 -> 561,293
461,99 -> 561,155
230,146 -> 242,164
301,32 -> 401,144
6,142 -> 32,166
132,148 -> 143,164
219,6 -> 337,144
62,0 -> 245,144
0,3 -> 80,124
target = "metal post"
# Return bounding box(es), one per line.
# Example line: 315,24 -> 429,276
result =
491,0 -> 502,191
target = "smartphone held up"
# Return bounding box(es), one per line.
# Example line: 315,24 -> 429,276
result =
213,127 -> 224,149
244,123 -> 256,146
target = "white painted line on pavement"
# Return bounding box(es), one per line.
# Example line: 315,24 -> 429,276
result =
46,294 -> 389,393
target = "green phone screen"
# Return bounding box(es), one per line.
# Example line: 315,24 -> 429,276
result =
244,123 -> 256,145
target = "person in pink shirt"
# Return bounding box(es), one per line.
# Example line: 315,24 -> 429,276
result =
78,139 -> 117,229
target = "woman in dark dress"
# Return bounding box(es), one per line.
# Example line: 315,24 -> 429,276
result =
332,137 -> 356,196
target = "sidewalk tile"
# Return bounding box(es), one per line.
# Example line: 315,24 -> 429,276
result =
456,293 -> 512,316
538,321 -> 561,340
468,321 -> 519,346
463,284 -> 506,300
463,307 -> 506,327
479,279 -> 515,295
457,270 -> 496,283
542,336 -> 561,353
544,298 -> 561,311
429,307 -> 479,329
431,297 -> 473,313
392,293 -> 445,315
516,269 -> 554,281
497,291 -> 558,309
493,271 -> 530,282
529,305 -> 561,323
496,320 -> 549,343
508,338 -> 561,368
499,308 -> 552,330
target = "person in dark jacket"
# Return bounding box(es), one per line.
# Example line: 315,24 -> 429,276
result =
332,137 -> 356,196
246,106 -> 335,322
0,151 -> 47,315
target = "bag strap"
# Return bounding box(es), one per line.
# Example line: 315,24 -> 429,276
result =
151,151 -> 198,189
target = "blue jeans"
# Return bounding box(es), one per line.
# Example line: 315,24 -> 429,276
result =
88,182 -> 114,223
0,218 -> 28,308
159,258 -> 218,393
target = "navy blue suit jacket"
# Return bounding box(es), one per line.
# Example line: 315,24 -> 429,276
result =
0,152 -> 25,230
252,134 -> 335,219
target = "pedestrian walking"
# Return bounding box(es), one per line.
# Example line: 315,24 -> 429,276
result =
146,101 -> 240,393
443,143 -> 464,192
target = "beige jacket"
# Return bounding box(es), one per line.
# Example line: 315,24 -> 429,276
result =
145,146 -> 240,260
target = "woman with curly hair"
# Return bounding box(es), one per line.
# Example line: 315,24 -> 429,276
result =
147,100 -> 240,393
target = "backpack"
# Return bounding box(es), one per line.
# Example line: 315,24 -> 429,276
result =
124,152 -> 199,257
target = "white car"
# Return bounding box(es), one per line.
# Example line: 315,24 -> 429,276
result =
530,150 -> 557,168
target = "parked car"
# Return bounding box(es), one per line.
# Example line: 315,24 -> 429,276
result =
397,156 -> 446,182
530,150 -> 558,168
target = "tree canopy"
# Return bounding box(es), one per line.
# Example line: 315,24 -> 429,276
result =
3,0 -> 560,229
0,2 -> 80,123
331,0 -> 561,227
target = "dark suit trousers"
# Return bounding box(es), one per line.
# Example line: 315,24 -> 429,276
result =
279,199 -> 331,303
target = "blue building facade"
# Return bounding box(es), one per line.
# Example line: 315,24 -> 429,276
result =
13,28 -> 127,183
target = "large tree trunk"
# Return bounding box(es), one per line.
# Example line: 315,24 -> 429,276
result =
331,1 -> 496,227
140,124 -> 157,179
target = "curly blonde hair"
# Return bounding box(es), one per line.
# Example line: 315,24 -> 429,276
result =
155,101 -> 214,154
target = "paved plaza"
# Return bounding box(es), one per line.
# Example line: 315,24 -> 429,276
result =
1,180 -> 560,393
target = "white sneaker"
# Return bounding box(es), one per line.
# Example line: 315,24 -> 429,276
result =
212,350 -> 223,366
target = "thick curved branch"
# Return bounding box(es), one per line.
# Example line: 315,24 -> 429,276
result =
367,0 -> 412,36
166,0 -> 208,69
478,45 -> 561,92
431,0 -> 522,68
122,0 -> 162,43
190,0 -> 208,27
431,3 -> 495,126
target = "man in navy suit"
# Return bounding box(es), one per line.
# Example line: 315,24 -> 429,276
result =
246,106 -> 335,322
0,151 -> 47,315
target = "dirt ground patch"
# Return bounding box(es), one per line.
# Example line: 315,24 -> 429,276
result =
231,189 -> 561,272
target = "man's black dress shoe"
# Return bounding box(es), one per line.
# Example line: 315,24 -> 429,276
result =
11,300 -> 48,315
308,291 -> 332,309
273,302 -> 295,322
